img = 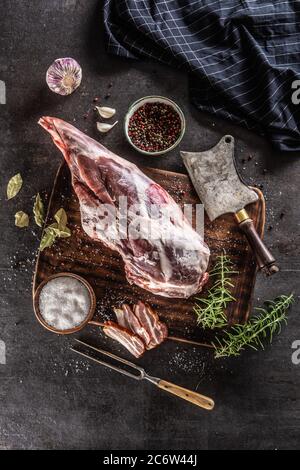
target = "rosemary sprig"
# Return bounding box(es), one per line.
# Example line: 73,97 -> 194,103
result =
194,253 -> 238,329
214,294 -> 294,358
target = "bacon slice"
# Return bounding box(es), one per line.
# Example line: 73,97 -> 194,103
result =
114,304 -> 151,347
133,301 -> 168,349
106,302 -> 168,357
103,321 -> 145,358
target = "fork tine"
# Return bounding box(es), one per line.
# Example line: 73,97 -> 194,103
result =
74,338 -> 145,372
73,339 -> 146,372
70,347 -> 143,380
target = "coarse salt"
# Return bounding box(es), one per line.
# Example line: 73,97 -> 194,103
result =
39,276 -> 91,331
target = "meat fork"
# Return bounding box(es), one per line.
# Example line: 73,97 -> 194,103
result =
71,339 -> 214,411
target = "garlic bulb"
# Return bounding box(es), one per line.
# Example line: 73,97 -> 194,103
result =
97,121 -> 118,133
46,58 -> 82,95
96,106 -> 116,119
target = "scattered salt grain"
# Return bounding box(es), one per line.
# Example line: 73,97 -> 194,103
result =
39,276 -> 91,331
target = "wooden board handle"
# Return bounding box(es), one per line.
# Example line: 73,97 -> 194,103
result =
235,210 -> 279,276
157,380 -> 214,410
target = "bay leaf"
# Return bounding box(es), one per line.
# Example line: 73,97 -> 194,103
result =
54,208 -> 68,230
33,193 -> 44,227
39,226 -> 57,251
39,221 -> 71,251
7,173 -> 23,200
55,227 -> 71,238
48,222 -> 71,238
15,211 -> 29,228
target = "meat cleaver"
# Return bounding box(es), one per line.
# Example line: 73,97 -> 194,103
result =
181,135 -> 279,276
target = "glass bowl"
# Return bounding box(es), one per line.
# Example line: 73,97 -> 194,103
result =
124,95 -> 186,156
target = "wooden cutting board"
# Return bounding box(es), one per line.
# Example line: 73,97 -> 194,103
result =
33,162 -> 265,343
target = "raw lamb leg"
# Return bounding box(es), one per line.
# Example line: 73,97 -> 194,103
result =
39,117 -> 210,298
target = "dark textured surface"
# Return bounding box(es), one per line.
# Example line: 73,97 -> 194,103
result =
0,0 -> 299,450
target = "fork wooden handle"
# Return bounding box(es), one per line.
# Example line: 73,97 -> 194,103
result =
158,380 -> 214,410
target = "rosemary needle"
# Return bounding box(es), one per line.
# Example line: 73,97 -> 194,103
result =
193,255 -> 294,358
194,253 -> 238,329
214,294 -> 294,358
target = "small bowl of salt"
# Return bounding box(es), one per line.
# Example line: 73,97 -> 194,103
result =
34,273 -> 96,334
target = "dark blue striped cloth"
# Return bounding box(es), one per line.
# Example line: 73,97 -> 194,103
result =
103,0 -> 300,152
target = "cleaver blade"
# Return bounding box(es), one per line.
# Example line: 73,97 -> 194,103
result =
181,135 -> 278,276
181,135 -> 258,221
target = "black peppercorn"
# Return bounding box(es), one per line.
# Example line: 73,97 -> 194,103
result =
128,102 -> 181,152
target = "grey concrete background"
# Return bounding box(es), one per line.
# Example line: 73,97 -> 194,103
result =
0,0 -> 299,450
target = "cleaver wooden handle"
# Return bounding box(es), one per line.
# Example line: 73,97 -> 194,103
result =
235,209 -> 279,276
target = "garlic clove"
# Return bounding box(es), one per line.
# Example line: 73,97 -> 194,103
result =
46,58 -> 82,96
97,121 -> 118,133
95,106 -> 116,119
